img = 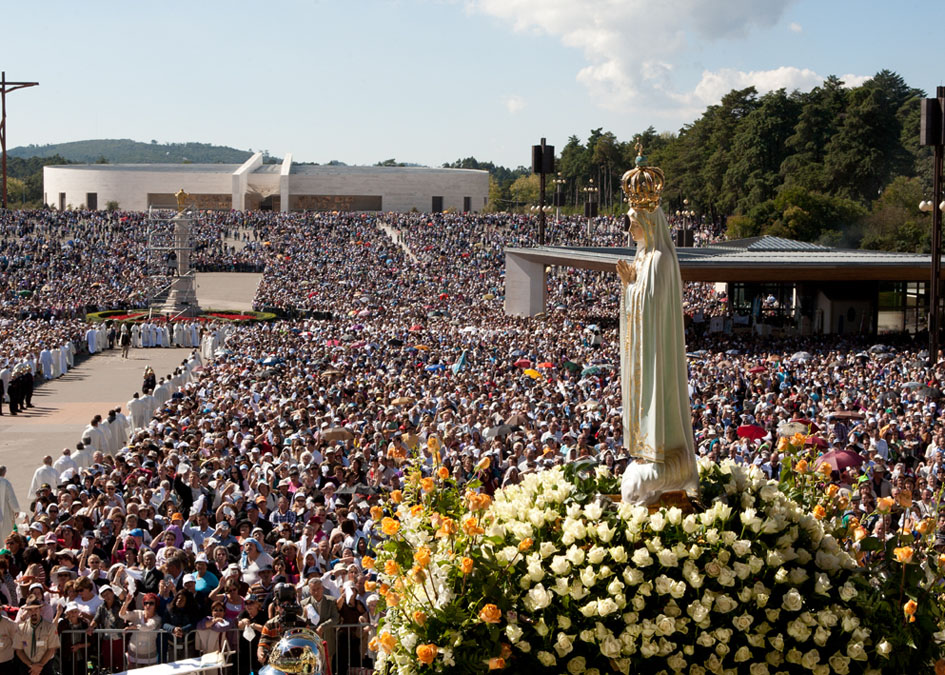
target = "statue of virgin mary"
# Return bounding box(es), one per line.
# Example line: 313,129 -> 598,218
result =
617,147 -> 699,505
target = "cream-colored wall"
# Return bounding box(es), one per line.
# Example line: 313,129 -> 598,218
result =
43,164 -> 490,213
44,166 -> 233,211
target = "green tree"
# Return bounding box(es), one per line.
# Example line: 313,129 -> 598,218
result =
508,174 -> 540,208
860,176 -> 929,252
781,75 -> 848,191
748,186 -> 866,242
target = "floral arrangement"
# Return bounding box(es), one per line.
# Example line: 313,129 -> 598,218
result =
368,444 -> 945,674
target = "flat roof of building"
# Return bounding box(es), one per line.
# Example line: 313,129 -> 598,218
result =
506,235 -> 937,282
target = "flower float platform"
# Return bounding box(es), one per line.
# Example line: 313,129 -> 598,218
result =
369,441 -> 945,675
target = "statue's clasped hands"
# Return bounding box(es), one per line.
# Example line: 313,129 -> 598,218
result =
616,259 -> 636,285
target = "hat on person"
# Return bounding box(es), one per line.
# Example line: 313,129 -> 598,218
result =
65,602 -> 80,613
182,573 -> 196,584
53,566 -> 76,577
195,553 -> 209,564
28,582 -> 44,592
44,532 -> 58,545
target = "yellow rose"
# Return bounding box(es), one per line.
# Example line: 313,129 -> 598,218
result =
364,580 -> 377,591
894,546 -> 914,564
904,599 -> 918,623
386,592 -> 401,607
898,489 -> 913,508
414,546 -> 431,567
436,517 -> 458,538
377,631 -> 397,653
795,459 -> 809,474
437,466 -> 450,480
381,517 -> 401,536
362,556 -> 375,570
876,497 -> 895,514
518,538 -> 533,552
825,484 -> 839,498
420,477 -> 435,492
390,490 -> 403,504
479,603 -> 502,624
812,504 -> 826,520
461,557 -> 474,575
488,657 -> 506,670
413,610 -> 427,625
416,644 -> 438,665
384,560 -> 401,575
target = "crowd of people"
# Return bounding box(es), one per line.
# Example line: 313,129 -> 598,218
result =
0,205 -> 940,675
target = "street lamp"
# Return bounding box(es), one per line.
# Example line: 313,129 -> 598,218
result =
582,179 -> 599,240
553,172 -> 566,224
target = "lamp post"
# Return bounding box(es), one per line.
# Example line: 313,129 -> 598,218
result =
582,178 -> 599,241
920,86 -> 945,364
1,72 -> 39,209
553,172 -> 566,225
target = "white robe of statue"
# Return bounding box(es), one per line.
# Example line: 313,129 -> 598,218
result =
619,206 -> 699,505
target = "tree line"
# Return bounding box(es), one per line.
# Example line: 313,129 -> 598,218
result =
446,70 -> 935,252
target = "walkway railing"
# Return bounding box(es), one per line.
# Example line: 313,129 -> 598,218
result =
59,623 -> 377,675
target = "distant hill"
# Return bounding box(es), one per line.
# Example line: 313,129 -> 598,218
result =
7,139 -> 272,164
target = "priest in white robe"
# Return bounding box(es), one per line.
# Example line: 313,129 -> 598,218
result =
85,327 -> 98,353
28,456 -> 59,500
38,347 -> 54,380
0,467 -> 19,541
127,393 -> 149,431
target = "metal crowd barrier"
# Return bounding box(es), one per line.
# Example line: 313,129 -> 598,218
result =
60,623 -> 378,675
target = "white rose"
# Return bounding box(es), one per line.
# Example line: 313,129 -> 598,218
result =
610,545 -> 628,563
566,545 -> 586,566
566,656 -> 586,675
795,547 -> 812,565
705,528 -> 720,544
588,546 -> 606,564
649,511 -> 666,532
535,619 -> 549,637
769,634 -> 784,651
597,521 -> 615,543
749,663 -> 770,675
580,600 -> 599,618
550,556 -> 571,576
537,651 -> 556,667
687,601 -> 709,623
748,555 -> 764,574
524,583 -> 552,611
670,580 -> 686,599
558,616 -> 572,629
655,615 -> 676,636
658,549 -> 678,567
654,575 -> 673,595
714,594 -> 737,613
505,624 -> 523,643
554,632 -> 574,657
622,567 -> 644,585
598,598 -> 618,616
632,595 -> 646,611
828,653 -> 851,675
631,548 -> 653,567
527,560 -> 545,582
839,582 -> 857,602
580,566 -> 597,587
815,550 -> 839,572
539,541 -> 556,558
732,613 -> 753,632
876,640 -> 892,657
666,652 -> 686,671
666,506 -> 683,525
579,629 -> 595,643
584,502 -> 603,521
553,577 -> 570,595
801,649 -> 820,669
718,567 -> 736,587
607,579 -> 625,596
733,646 -> 751,662
786,647 -> 803,664
782,588 -> 803,612
788,568 -> 809,586
847,641 -> 867,661
704,560 -> 722,578
731,539 -> 752,557
571,580 -> 588,600
682,514 -> 698,534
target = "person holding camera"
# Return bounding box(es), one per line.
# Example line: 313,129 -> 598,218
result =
256,583 -> 307,666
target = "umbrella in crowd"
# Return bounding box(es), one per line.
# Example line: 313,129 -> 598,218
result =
737,424 -> 766,441
484,424 -> 519,439
805,436 -> 829,449
523,368 -> 540,379
505,413 -> 530,426
747,366 -> 766,374
513,358 -> 532,368
391,396 -> 415,406
322,427 -> 353,442
815,449 -> 865,473
778,421 -> 809,437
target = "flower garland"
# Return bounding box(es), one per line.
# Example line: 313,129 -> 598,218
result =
370,450 -> 945,674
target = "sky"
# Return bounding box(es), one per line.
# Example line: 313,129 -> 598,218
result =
3,0 -> 944,169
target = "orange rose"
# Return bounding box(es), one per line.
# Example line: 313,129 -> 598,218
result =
837,496 -> 850,509
825,484 -> 839,498
936,659 -> 945,675
518,538 -> 533,552
378,583 -> 390,596
437,465 -> 450,480
384,560 -> 401,575
477,456 -> 492,471
364,580 -> 377,592
812,504 -> 826,520
377,631 -> 397,653
777,437 -> 790,452
479,604 -> 502,624
410,566 -> 426,583
853,527 -> 868,542
416,644 -> 438,665
791,432 -> 807,447
488,657 -> 506,670
904,599 -> 918,622
898,489 -> 913,508
390,490 -> 403,504
362,556 -> 376,570
795,459 -> 809,474
917,519 -> 933,535
370,506 -> 384,521
413,610 -> 427,626
818,461 -> 833,477
463,516 -> 484,536
410,504 -> 424,518
938,553 -> 945,569
894,546 -> 914,564
414,546 -> 431,567
368,637 -> 379,652
877,497 -> 895,514
420,477 -> 435,492
436,517 -> 458,538
385,592 -> 400,607
381,517 -> 401,536
461,557 -> 474,575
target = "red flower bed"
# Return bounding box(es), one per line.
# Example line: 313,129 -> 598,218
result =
206,312 -> 255,321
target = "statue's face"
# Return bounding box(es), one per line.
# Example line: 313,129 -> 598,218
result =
629,217 -> 645,243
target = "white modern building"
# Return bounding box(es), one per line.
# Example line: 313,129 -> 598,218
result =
43,152 -> 490,213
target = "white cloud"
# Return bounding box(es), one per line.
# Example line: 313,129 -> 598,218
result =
470,0 -> 796,107
678,67 -> 872,108
789,21 -> 802,32
504,95 -> 526,114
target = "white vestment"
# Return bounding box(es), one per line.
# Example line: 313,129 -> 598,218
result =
86,328 -> 98,353
0,477 -> 19,542
38,350 -> 53,379
28,464 -> 59,500
127,397 -> 149,431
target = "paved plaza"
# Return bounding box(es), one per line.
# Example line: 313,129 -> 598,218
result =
0,272 -> 260,503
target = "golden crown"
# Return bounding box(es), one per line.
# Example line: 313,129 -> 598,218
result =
621,142 -> 664,211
